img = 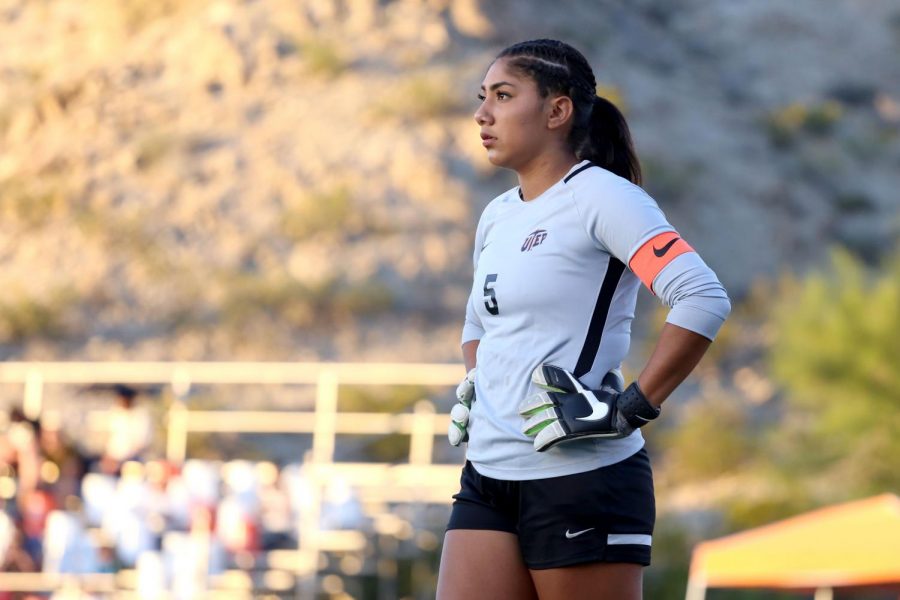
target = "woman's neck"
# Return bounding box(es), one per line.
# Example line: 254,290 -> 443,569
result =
516,152 -> 580,201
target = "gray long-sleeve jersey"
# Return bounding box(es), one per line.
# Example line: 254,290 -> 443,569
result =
462,161 -> 731,480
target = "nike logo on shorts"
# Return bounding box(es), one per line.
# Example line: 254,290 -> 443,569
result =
565,527 -> 595,539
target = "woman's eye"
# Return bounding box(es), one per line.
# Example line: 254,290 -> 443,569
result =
497,92 -> 510,100
477,94 -> 486,101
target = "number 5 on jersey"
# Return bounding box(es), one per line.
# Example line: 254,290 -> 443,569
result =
483,274 -> 499,315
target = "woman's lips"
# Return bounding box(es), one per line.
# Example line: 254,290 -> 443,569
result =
481,134 -> 496,147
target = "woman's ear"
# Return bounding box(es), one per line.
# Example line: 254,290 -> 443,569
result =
546,95 -> 575,131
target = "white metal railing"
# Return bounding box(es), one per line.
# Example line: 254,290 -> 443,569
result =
0,361 -> 467,597
0,361 -> 463,462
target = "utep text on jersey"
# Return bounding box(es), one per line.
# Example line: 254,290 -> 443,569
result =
521,229 -> 548,252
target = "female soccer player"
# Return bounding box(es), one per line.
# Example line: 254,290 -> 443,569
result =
438,39 -> 731,600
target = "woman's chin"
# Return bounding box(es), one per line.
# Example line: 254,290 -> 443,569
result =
485,150 -> 509,168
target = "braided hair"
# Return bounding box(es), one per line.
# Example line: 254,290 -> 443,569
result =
497,39 -> 642,186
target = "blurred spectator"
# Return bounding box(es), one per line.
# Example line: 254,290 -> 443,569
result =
216,493 -> 260,555
2,408 -> 41,499
103,462 -> 157,568
0,510 -> 38,574
101,385 -> 152,474
136,551 -> 167,599
96,543 -> 116,574
164,470 -> 193,531
37,410 -> 86,505
0,393 -> 385,596
19,484 -> 55,565
81,472 -> 117,528
112,509 -> 157,568
321,476 -> 366,531
217,461 -> 261,554
144,460 -> 174,534
164,506 -> 226,600
0,509 -> 12,563
257,461 -> 294,550
179,459 -> 221,526
42,507 -> 99,574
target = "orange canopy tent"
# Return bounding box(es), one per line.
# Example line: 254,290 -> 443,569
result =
687,494 -> 900,600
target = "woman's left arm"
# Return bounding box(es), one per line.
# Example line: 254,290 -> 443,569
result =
520,322 -> 718,451
637,323 -> 712,408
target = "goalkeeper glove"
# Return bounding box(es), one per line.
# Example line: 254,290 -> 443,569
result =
518,364 -> 660,452
448,368 -> 476,446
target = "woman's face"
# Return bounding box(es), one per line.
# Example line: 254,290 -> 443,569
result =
474,58 -> 554,171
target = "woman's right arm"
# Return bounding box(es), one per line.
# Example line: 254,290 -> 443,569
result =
462,202 -> 492,373
462,340 -> 479,372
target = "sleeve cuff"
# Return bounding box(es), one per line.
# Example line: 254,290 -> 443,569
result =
665,297 -> 731,341
461,323 -> 485,345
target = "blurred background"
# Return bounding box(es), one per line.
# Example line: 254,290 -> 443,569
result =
0,0 -> 899,598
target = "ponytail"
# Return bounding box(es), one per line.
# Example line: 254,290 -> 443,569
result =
580,95 -> 642,186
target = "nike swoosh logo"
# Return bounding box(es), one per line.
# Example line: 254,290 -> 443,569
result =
563,371 -> 610,423
575,389 -> 609,422
653,237 -> 679,257
565,528 -> 595,539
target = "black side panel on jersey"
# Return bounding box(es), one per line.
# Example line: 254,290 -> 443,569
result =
573,258 -> 626,378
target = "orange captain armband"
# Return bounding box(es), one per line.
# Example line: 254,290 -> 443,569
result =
628,231 -> 694,293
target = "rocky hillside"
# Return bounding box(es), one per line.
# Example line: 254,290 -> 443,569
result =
1,0 -> 898,362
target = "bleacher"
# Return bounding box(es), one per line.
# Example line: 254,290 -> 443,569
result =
0,362 -> 465,599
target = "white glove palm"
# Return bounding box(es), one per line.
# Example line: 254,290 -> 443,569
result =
448,368 -> 476,446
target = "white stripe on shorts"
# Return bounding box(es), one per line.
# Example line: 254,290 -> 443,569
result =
607,534 -> 652,546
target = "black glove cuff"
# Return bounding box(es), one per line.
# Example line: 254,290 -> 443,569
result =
618,382 -> 661,429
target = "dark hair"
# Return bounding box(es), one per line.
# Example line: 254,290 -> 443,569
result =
497,39 -> 642,185
114,384 -> 137,400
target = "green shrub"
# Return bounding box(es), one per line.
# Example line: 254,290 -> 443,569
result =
280,186 -> 354,240
331,280 -> 395,321
370,74 -> 465,120
595,83 -> 626,113
640,156 -> 702,203
764,100 -> 843,147
219,274 -> 395,332
73,207 -> 170,277
298,37 -> 350,78
769,249 -> 900,494
802,101 -> 843,135
134,132 -> 176,171
120,0 -> 200,32
833,192 -> 875,214
0,177 -> 68,229
0,288 -> 76,342
338,385 -> 431,413
336,433 -> 410,463
660,394 -> 755,482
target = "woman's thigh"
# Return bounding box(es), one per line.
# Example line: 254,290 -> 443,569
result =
530,562 -> 643,600
436,529 -> 539,600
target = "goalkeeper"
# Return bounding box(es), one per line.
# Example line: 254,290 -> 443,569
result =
438,39 -> 731,600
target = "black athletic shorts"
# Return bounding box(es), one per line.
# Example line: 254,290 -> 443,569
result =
446,448 -> 655,569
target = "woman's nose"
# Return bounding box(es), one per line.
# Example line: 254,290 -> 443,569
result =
474,103 -> 491,126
